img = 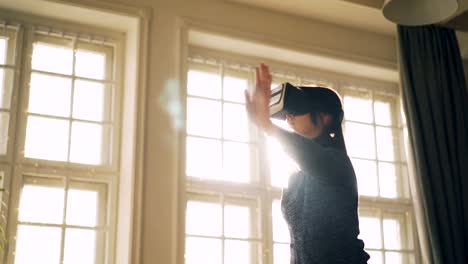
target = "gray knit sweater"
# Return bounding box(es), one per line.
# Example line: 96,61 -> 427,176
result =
275,128 -> 370,264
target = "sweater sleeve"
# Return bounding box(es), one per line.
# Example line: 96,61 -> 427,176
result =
273,127 -> 351,184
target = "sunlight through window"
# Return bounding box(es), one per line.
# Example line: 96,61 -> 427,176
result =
32,42 -> 73,75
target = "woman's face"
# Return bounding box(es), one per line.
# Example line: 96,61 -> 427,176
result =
286,113 -> 330,139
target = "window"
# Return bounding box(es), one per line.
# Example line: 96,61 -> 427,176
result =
342,87 -> 415,263
184,50 -> 418,264
0,19 -> 121,264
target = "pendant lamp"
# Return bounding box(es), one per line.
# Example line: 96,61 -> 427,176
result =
382,0 -> 459,26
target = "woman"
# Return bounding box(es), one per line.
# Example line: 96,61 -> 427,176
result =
245,63 -> 370,264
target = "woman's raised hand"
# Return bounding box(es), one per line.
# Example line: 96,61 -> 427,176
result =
245,63 -> 274,132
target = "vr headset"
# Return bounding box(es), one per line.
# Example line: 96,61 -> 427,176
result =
269,82 -> 310,119
269,82 -> 343,120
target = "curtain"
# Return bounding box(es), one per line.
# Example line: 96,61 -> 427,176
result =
398,25 -> 468,264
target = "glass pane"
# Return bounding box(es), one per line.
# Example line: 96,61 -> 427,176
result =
18,183 -> 64,224
223,142 -> 251,183
186,201 -> 221,236
225,240 -> 252,264
268,136 -> 298,188
186,137 -> 222,180
223,75 -> 248,103
379,162 -> 398,198
185,237 -> 221,264
374,101 -> 392,126
187,97 -> 221,138
63,228 -> 97,264
25,116 -> 69,161
272,200 -> 290,243
385,252 -> 403,264
344,122 -> 376,159
32,42 -> 73,75
28,73 -> 72,117
383,218 -> 401,249
0,38 -> 6,64
73,80 -> 109,122
376,127 -> 395,161
15,225 -> 62,264
351,158 -> 378,196
223,103 -> 250,142
273,243 -> 290,264
187,69 -> 221,99
75,50 -> 106,80
0,112 -> 8,155
70,122 -> 106,165
224,205 -> 250,238
66,188 -> 99,227
344,95 -> 373,123
0,68 -> 14,109
367,250 -> 383,264
401,165 -> 410,198
358,217 -> 381,249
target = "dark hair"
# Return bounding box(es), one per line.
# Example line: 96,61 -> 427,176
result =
300,87 -> 347,153
309,109 -> 347,154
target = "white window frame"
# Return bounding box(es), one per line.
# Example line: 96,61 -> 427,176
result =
0,12 -> 124,264
184,46 -> 421,264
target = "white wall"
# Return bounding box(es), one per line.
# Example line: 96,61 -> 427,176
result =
1,0 -> 398,263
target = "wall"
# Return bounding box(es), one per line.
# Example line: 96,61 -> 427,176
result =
6,0 -> 399,263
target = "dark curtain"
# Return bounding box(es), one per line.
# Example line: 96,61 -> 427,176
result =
398,25 -> 468,264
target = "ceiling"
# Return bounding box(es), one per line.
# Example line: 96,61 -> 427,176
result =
228,0 -> 468,35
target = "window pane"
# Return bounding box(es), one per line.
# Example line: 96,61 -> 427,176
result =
186,201 -> 221,236
383,218 -> 401,249
351,158 -> 378,196
358,217 -> 381,249
63,228 -> 97,264
185,237 -> 221,264
0,112 -> 8,155
28,73 -> 72,117
272,200 -> 290,243
66,187 -> 100,227
25,116 -> 69,161
0,38 -> 6,64
385,252 -> 403,264
273,243 -> 290,264
14,225 -> 62,264
18,183 -> 65,224
378,162 -> 398,198
186,137 -> 222,179
0,68 -> 14,109
32,42 -> 73,75
344,95 -> 373,123
75,50 -> 106,80
187,97 -> 221,138
367,250 -> 383,264
223,74 -> 248,103
224,240 -> 252,264
224,205 -> 250,238
223,103 -> 250,142
374,101 -> 392,126
223,142 -> 251,183
187,69 -> 221,99
344,122 -> 376,159
73,80 -> 109,122
376,127 -> 395,161
70,121 -> 106,165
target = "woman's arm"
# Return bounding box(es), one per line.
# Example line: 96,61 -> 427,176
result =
244,64 -> 329,174
265,124 -> 334,176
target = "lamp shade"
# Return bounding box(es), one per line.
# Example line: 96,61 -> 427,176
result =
383,0 -> 458,26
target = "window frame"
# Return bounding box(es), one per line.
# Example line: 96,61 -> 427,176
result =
0,13 -> 124,264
